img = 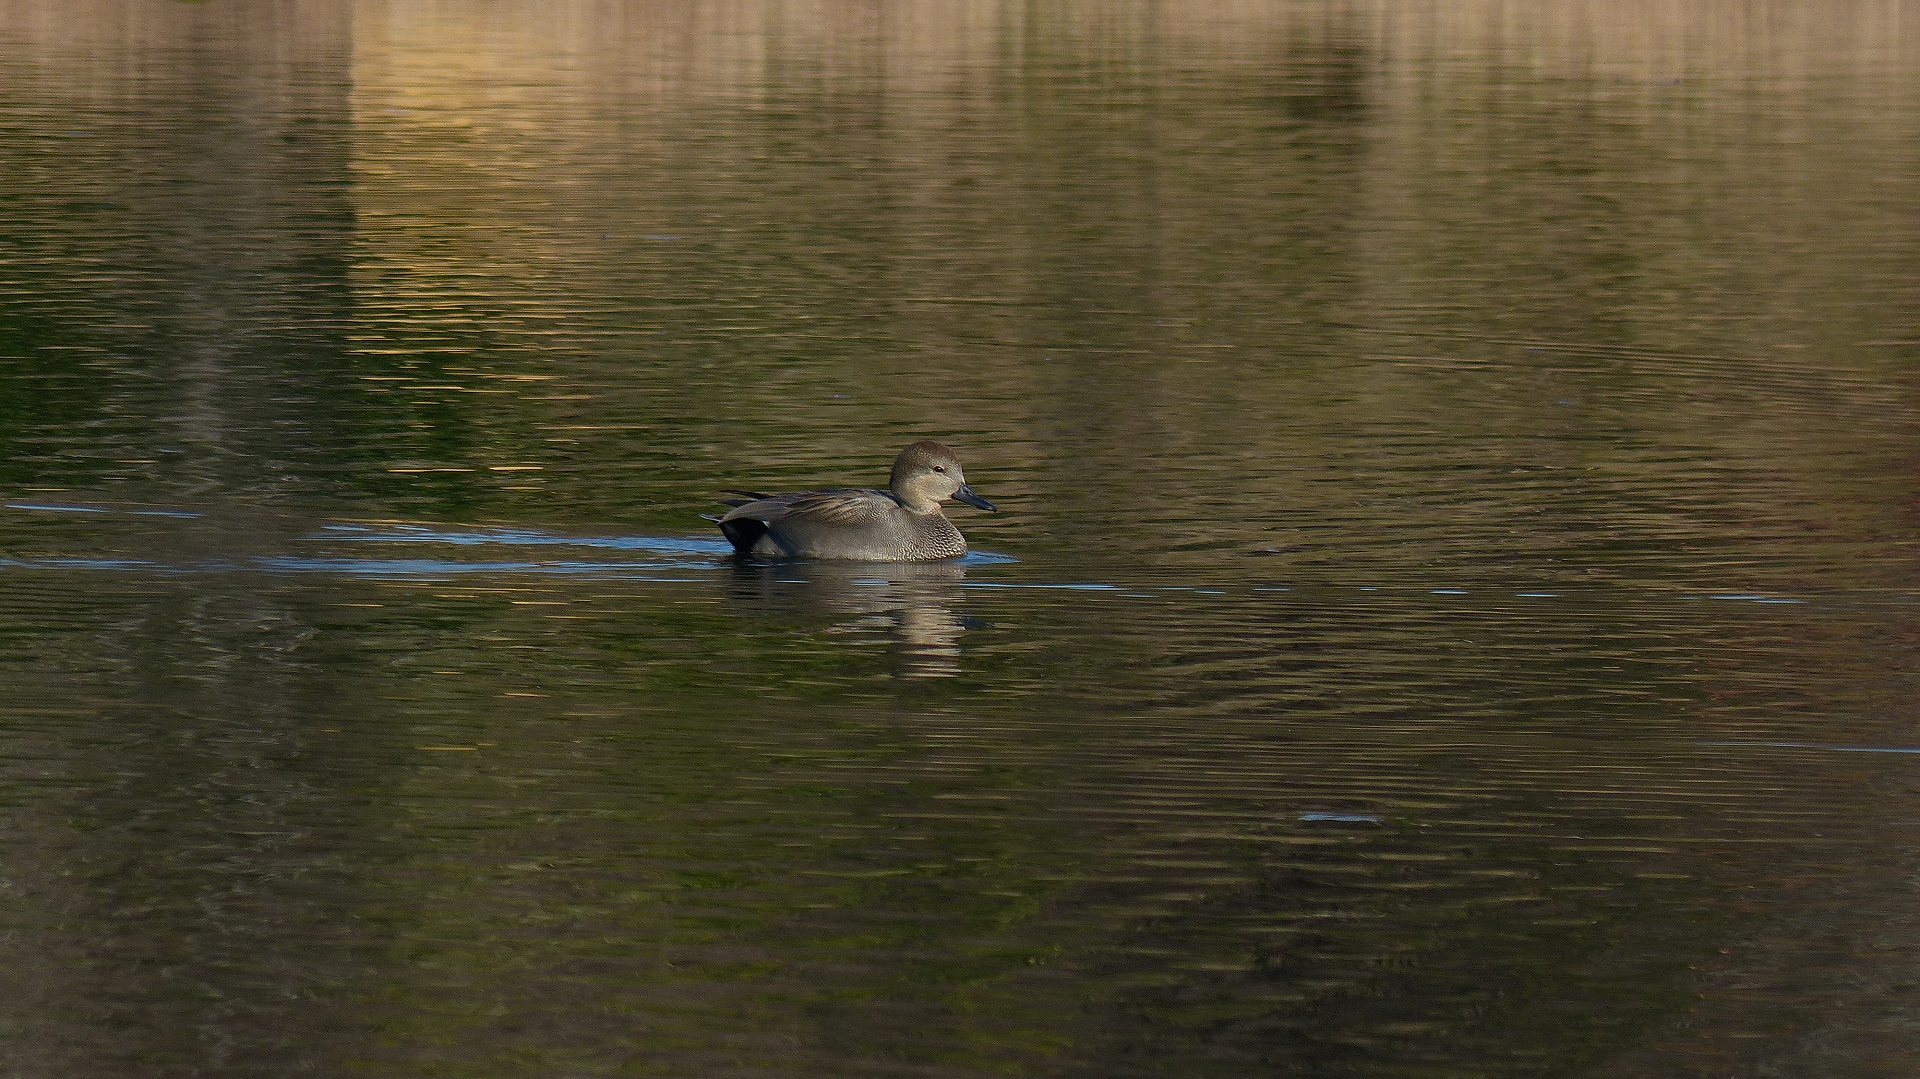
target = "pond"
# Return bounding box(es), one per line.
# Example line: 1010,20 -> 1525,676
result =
2,2 -> 1918,1075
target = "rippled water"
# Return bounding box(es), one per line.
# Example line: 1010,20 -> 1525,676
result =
4,2 -> 1920,1075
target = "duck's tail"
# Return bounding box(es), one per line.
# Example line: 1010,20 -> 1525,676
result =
715,516 -> 768,555
703,493 -> 777,554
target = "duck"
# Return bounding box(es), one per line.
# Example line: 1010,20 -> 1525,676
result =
708,440 -> 996,560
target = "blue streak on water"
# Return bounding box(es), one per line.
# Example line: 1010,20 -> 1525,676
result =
962,551 -> 1020,566
8,502 -> 111,514
0,544 -> 1853,614
1299,812 -> 1384,824
319,524 -> 733,557
6,501 -> 203,519
0,556 -> 171,570
254,556 -> 698,578
0,522 -> 1846,611
0,550 -> 1831,604
960,582 -> 1119,592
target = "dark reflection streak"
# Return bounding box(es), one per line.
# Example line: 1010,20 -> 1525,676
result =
0,5 -> 379,1077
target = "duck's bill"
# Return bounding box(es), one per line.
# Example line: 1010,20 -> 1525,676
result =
954,485 -> 998,512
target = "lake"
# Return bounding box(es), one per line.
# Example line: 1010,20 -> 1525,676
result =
2,1 -> 1918,1075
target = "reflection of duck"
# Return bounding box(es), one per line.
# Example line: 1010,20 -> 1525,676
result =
707,441 -> 996,561
725,560 -> 974,679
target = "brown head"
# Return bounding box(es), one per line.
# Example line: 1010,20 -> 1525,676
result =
888,440 -> 997,514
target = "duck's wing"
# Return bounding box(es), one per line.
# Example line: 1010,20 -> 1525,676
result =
721,488 -> 896,526
714,488 -> 898,555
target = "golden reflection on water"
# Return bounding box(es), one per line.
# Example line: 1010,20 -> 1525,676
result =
6,0 -> 1914,580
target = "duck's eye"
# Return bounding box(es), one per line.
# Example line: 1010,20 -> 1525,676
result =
933,466 -> 947,474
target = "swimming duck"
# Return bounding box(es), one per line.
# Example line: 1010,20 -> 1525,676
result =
709,441 -> 996,560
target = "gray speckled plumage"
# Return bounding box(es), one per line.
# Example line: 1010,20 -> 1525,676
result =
709,441 -> 997,561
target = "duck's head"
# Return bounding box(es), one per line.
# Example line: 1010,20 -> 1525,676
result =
890,440 -> 997,514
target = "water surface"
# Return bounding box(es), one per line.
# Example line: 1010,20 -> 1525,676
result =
3,2 -> 1920,1075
